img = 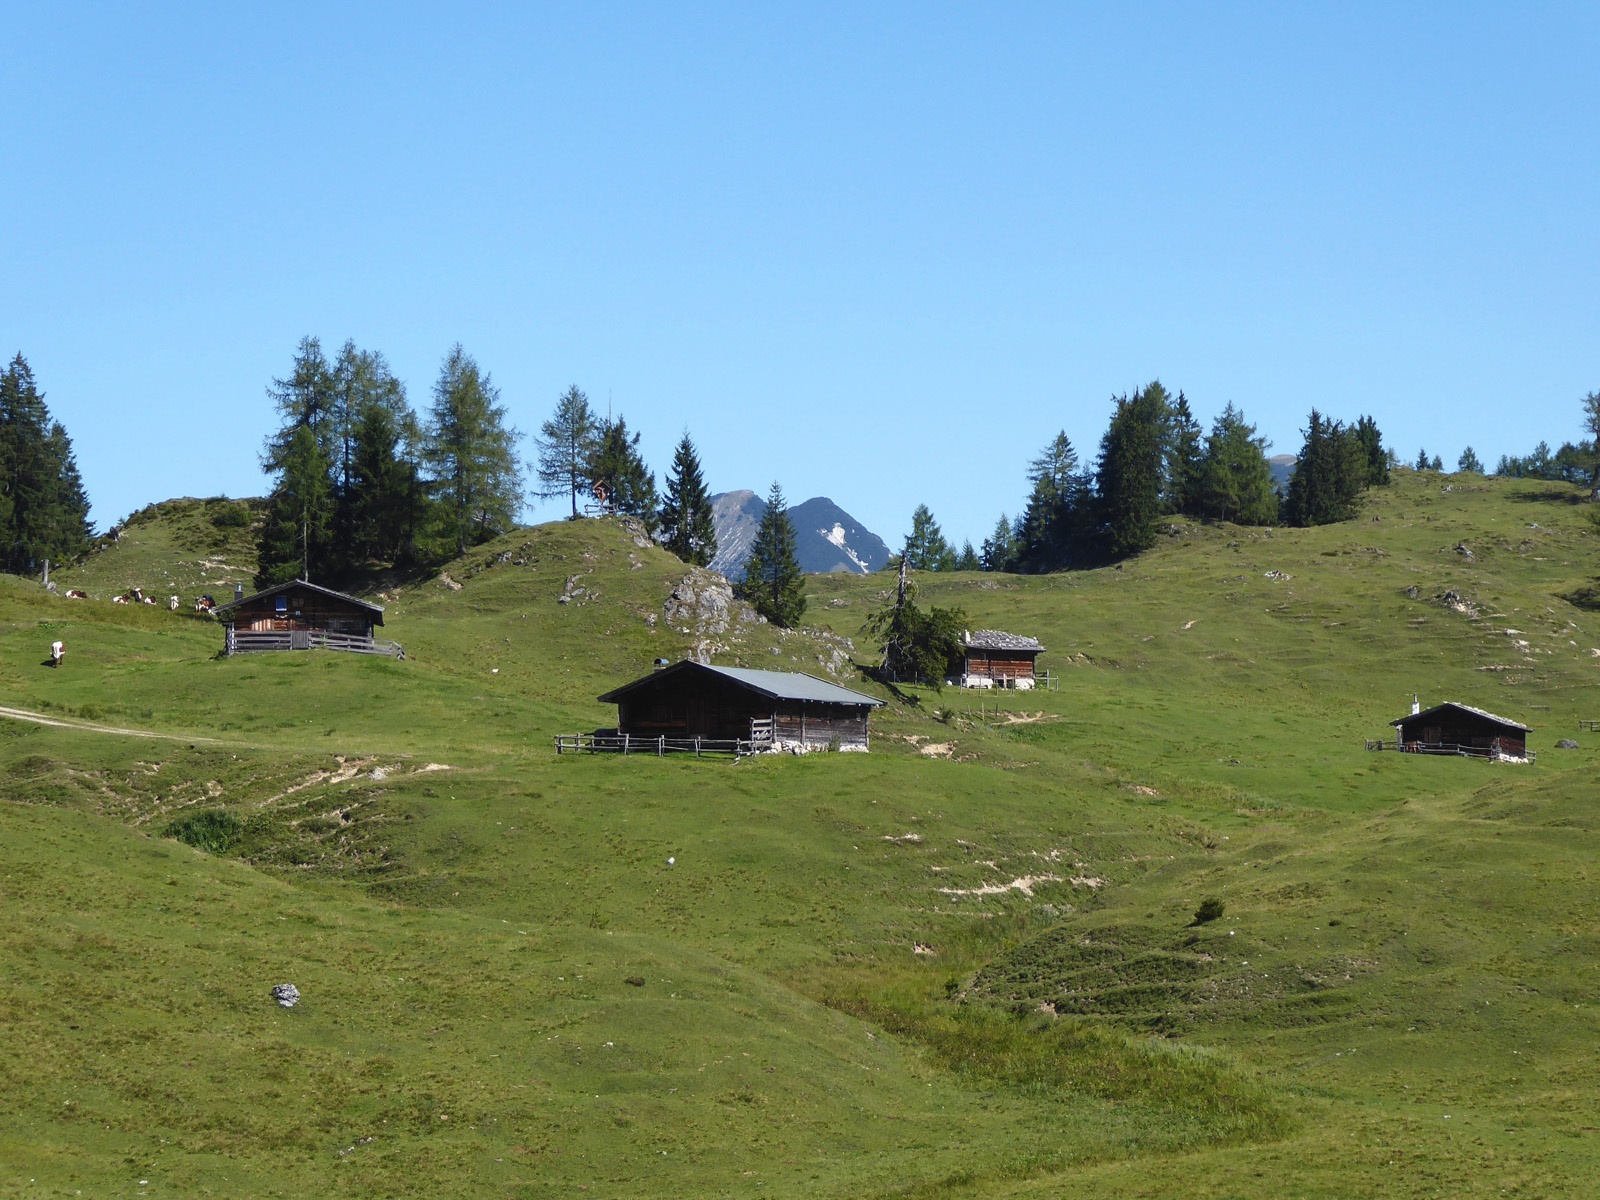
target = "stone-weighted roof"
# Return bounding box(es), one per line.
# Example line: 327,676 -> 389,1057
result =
963,629 -> 1044,653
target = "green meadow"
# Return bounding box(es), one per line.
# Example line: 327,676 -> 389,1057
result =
4,469 -> 1600,1198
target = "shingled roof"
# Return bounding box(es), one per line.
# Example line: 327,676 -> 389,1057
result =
963,629 -> 1044,653
1391,701 -> 1530,733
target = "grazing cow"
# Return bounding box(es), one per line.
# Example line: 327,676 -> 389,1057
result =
111,594 -> 127,604
193,594 -> 216,613
50,641 -> 63,667
143,596 -> 157,605
65,589 -> 88,600
168,595 -> 179,611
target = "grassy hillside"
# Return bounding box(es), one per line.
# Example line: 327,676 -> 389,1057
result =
55,496 -> 264,602
4,473 -> 1600,1197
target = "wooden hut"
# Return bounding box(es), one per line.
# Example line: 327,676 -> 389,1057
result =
214,580 -> 402,658
595,660 -> 883,752
955,629 -> 1045,689
1390,701 -> 1530,761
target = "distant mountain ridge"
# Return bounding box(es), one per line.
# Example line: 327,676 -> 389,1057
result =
710,492 -> 891,581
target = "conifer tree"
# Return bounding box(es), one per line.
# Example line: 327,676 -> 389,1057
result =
255,424 -> 334,587
423,345 -> 523,556
0,354 -> 92,573
1017,432 -> 1079,565
587,415 -> 658,533
1165,391 -> 1205,515
1354,415 -> 1389,485
980,513 -> 1018,572
902,503 -> 956,571
1197,403 -> 1277,524
659,433 -> 717,566
1282,410 -> 1371,527
738,481 -> 806,626
534,386 -> 600,517
1096,382 -> 1170,560
954,541 -> 980,571
1457,447 -> 1484,474
1415,447 -> 1431,472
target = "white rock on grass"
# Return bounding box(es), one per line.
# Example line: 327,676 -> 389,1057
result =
271,983 -> 301,1008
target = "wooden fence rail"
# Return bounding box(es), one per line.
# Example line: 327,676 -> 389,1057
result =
1365,738 -> 1535,764
226,629 -> 405,658
1578,719 -> 1600,732
554,732 -> 761,757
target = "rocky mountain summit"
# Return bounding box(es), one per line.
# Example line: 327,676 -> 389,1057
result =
710,492 -> 891,580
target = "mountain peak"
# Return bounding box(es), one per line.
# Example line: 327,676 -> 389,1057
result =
710,492 -> 890,580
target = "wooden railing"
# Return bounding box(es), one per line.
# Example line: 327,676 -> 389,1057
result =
554,732 -> 760,757
226,628 -> 405,659
1365,738 -> 1534,764
1578,719 -> 1600,733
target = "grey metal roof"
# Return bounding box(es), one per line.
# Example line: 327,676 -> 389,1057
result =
964,629 -> 1044,652
213,579 -> 386,623
1391,701 -> 1530,733
599,660 -> 882,706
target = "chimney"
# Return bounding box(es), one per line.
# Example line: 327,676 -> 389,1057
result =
653,657 -> 670,671
1411,694 -> 1420,715
235,583 -> 244,602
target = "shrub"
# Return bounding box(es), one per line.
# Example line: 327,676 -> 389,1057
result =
163,810 -> 245,854
1192,897 -> 1225,925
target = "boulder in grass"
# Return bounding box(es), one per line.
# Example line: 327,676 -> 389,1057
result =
271,983 -> 301,1008
1557,739 -> 1580,750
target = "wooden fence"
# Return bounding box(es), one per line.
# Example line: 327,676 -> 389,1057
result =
1365,738 -> 1535,764
226,628 -> 405,659
1578,719 -> 1600,733
554,732 -> 763,757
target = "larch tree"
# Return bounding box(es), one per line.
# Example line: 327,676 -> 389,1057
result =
255,423 -> 335,587
659,433 -> 717,566
1457,447 -> 1484,474
738,481 -> 806,627
534,385 -> 600,517
423,345 -> 523,556
1197,403 -> 1277,524
980,513 -> 1018,572
901,503 -> 956,571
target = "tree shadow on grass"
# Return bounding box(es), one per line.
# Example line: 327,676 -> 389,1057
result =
1509,485 -> 1594,506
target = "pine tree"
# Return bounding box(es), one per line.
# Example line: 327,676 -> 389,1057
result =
980,513 -> 1017,572
263,338 -> 337,472
534,386 -> 600,517
256,424 -> 334,587
1354,416 -> 1389,485
1198,403 -> 1277,524
658,433 -> 717,566
1457,447 -> 1484,474
865,577 -> 967,688
738,481 -> 806,627
423,345 -> 523,556
587,415 -> 658,533
1415,447 -> 1431,472
1283,410 -> 1369,527
1096,383 -> 1169,560
902,503 -> 956,571
954,541 -> 980,571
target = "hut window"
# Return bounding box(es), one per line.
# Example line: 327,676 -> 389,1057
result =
275,596 -> 288,614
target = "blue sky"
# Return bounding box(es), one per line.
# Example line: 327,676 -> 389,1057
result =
2,4 -> 1596,550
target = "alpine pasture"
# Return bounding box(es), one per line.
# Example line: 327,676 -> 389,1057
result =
4,470 -> 1600,1198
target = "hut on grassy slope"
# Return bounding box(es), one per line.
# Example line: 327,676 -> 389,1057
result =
594,660 -> 883,752
1389,701 -> 1531,761
954,629 -> 1045,689
214,580 -> 403,658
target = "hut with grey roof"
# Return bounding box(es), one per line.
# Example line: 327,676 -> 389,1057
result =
213,580 -> 402,658
595,660 -> 883,753
955,629 -> 1045,689
1389,701 -> 1531,762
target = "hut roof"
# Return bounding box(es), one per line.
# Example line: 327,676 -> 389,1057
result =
214,579 -> 386,625
1391,701 -> 1530,733
964,629 -> 1044,652
599,660 -> 883,707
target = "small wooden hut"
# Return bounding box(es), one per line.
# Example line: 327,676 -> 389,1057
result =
595,660 -> 883,752
955,629 -> 1045,689
214,580 -> 402,658
1390,701 -> 1530,761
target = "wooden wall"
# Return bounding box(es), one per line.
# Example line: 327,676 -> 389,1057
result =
229,592 -> 375,636
962,650 -> 1038,680
614,674 -> 872,748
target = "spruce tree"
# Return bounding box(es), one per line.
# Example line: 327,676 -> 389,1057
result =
1096,383 -> 1169,560
659,433 -> 717,566
1017,432 -> 1078,566
534,386 -> 600,517
423,345 -> 523,556
738,481 -> 806,626
902,503 -> 956,571
1457,447 -> 1484,474
1165,391 -> 1205,515
1354,415 -> 1389,485
980,513 -> 1017,572
0,355 -> 91,573
954,540 -> 980,571
1198,403 -> 1277,524
587,415 -> 658,533
256,424 -> 334,587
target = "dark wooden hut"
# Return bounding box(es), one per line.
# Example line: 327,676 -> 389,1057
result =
596,660 -> 883,752
955,629 -> 1044,689
214,580 -> 402,658
1390,701 -> 1530,761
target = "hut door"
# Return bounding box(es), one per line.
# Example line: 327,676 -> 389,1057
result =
291,630 -> 311,651
1423,726 -> 1442,745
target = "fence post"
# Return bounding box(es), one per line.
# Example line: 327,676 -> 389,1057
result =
658,735 -> 664,757
695,737 -> 701,757
623,733 -> 629,755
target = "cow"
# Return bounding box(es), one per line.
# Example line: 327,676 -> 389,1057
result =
168,595 -> 179,611
193,595 -> 216,613
49,641 -> 63,667
111,594 -> 127,604
65,589 -> 88,600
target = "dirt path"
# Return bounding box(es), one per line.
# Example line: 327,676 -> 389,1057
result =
0,704 -> 224,745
